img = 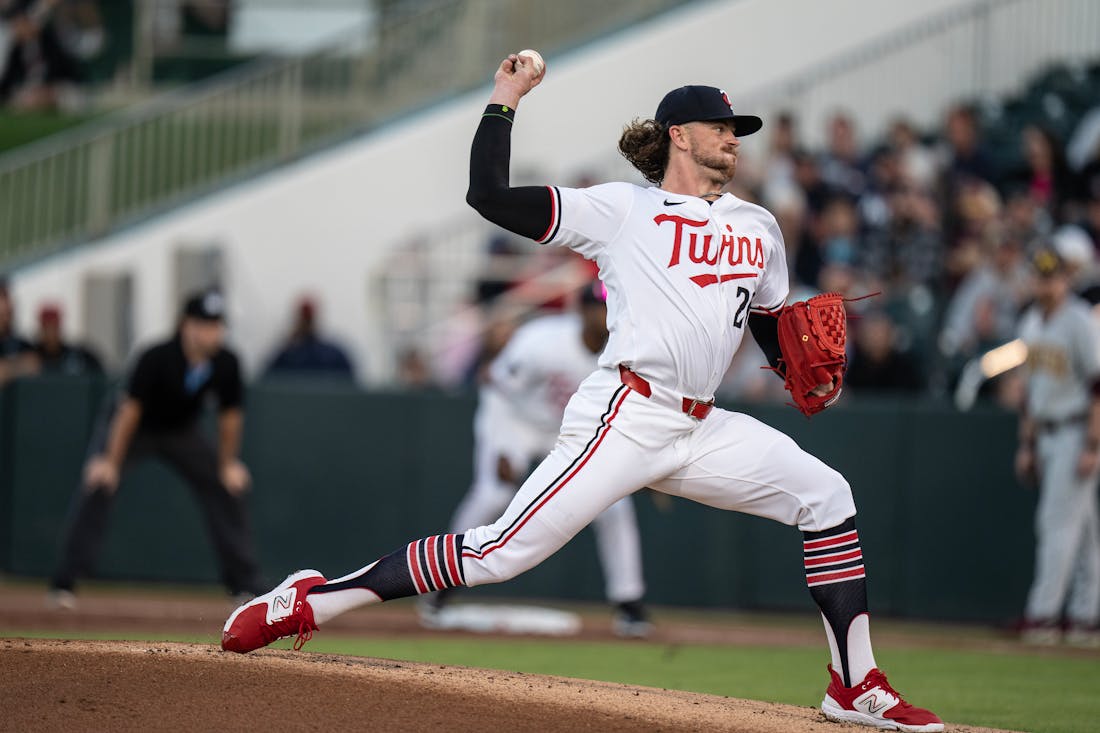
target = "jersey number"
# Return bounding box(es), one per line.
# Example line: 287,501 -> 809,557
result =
733,286 -> 751,328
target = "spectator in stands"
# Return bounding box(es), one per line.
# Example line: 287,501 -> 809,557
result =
0,279 -> 35,385
939,103 -> 993,185
0,0 -> 102,111
32,303 -> 102,375
264,296 -> 354,380
758,111 -> 800,208
944,179 -> 1003,287
888,117 -> 937,191
795,195 -> 861,289
1010,125 -> 1077,225
845,310 -> 923,393
818,112 -> 866,198
940,235 -> 1032,375
1003,185 -> 1049,246
861,184 -> 943,291
395,346 -> 433,389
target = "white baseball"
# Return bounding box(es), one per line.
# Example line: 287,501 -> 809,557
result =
518,49 -> 545,76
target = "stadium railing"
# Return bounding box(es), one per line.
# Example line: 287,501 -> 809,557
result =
0,0 -> 690,271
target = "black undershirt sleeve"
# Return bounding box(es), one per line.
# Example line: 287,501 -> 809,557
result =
466,104 -> 555,241
748,312 -> 784,374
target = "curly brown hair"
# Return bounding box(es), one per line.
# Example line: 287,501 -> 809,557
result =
618,119 -> 670,184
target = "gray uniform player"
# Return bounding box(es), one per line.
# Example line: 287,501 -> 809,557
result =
1015,247 -> 1100,646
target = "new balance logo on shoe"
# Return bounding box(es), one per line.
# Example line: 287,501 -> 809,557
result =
266,588 -> 296,625
856,691 -> 895,715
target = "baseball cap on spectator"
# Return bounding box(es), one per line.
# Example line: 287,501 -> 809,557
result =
183,291 -> 226,322
656,86 -> 762,136
1032,247 -> 1067,277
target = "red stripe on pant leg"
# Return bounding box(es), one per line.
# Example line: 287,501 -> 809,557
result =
804,549 -> 864,568
425,535 -> 446,590
806,566 -> 866,586
443,534 -> 461,587
803,530 -> 859,551
463,389 -> 630,561
407,541 -> 429,594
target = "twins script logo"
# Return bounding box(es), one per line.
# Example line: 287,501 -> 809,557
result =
654,214 -> 764,288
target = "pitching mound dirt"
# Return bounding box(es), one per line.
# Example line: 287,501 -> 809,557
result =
2,639 -> 1020,732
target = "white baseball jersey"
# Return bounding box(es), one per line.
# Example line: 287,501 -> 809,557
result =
487,313 -> 599,432
539,183 -> 789,398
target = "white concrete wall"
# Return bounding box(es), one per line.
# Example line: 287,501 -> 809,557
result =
5,0 -> 1049,382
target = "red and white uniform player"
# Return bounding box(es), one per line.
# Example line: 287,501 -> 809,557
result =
224,53 -> 943,733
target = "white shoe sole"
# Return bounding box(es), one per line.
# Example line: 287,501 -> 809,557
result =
822,696 -> 944,732
222,569 -> 323,634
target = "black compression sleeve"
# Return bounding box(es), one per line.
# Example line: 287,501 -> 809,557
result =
749,312 -> 784,373
466,104 -> 556,241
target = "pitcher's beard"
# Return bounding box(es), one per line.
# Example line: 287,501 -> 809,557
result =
692,149 -> 737,186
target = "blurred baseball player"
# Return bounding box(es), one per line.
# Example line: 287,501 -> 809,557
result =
420,281 -> 651,637
223,53 -> 942,732
1015,248 -> 1100,647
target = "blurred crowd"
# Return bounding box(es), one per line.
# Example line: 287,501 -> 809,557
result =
0,0 -> 104,110
440,68 -> 1100,410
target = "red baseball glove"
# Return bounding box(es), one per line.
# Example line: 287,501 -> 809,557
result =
775,292 -> 847,417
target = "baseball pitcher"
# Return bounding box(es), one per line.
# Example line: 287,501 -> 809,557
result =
223,53 -> 942,732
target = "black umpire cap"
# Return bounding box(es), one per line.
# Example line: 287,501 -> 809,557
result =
182,290 -> 227,322
655,86 -> 763,136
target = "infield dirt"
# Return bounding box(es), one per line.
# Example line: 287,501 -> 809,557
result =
0,584 -> 1036,732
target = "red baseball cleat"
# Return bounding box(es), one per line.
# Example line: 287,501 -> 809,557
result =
821,665 -> 944,732
221,569 -> 327,653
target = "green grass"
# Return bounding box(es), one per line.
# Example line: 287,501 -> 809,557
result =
7,628 -> 1098,732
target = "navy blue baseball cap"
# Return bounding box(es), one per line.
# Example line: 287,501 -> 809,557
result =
655,86 -> 762,136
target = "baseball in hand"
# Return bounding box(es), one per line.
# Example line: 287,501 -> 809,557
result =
517,49 -> 545,77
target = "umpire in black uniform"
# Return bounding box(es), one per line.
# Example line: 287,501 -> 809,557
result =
49,291 -> 263,605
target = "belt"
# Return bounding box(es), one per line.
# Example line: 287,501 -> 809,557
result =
619,365 -> 714,420
1036,414 -> 1087,433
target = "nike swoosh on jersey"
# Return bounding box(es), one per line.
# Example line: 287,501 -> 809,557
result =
663,199 -> 685,206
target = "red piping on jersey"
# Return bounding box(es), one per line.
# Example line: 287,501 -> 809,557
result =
537,186 -> 559,243
462,388 -> 630,561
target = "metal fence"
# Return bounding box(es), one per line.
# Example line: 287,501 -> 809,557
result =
0,0 -> 693,270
